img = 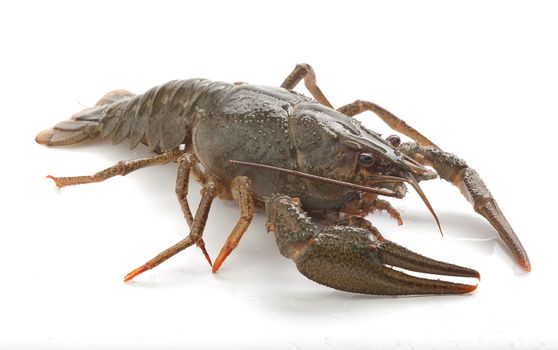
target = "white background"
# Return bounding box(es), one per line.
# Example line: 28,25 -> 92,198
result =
1,1 -> 557,349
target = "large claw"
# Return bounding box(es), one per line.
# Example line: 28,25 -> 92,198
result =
266,195 -> 479,296
398,142 -> 530,272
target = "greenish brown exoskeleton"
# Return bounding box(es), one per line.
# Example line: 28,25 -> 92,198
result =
35,64 -> 529,296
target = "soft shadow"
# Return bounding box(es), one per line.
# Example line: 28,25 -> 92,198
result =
250,286 -> 475,317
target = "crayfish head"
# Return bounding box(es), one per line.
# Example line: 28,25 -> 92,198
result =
337,127 -> 443,233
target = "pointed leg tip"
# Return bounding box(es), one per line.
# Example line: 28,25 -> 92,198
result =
521,260 -> 532,272
46,175 -> 63,188
123,275 -> 134,283
197,243 -> 213,268
212,247 -> 232,273
123,273 -> 136,283
211,259 -> 224,273
123,265 -> 148,282
205,255 -> 214,268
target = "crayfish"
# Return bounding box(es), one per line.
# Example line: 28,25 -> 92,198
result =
36,64 -> 529,295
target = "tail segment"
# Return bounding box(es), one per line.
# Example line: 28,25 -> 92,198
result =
35,89 -> 135,147
36,79 -> 233,150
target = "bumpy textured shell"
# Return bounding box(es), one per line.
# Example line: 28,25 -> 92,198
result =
74,79 -> 232,151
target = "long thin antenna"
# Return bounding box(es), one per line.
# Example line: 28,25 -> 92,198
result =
407,175 -> 444,236
229,160 -> 399,197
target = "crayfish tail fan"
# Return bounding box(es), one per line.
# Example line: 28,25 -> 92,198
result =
35,89 -> 135,147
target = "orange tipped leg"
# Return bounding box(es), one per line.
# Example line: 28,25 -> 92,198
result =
197,239 -> 213,267
44,150 -> 183,188
124,180 -> 218,282
212,247 -> 232,273
124,264 -> 150,282
212,176 -> 254,273
46,175 -> 64,188
174,152 -> 214,267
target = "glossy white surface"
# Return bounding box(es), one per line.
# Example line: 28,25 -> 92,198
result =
1,1 -> 556,348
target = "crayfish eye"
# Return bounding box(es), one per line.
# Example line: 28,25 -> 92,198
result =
386,135 -> 401,147
358,152 -> 376,167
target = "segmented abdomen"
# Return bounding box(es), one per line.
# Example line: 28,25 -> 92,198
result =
77,79 -> 232,151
